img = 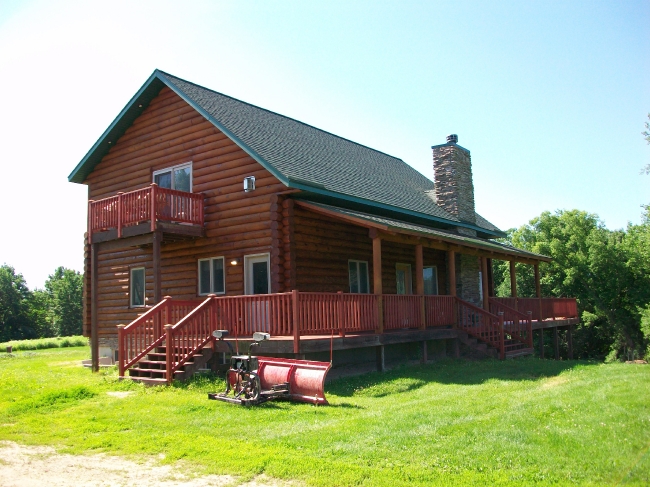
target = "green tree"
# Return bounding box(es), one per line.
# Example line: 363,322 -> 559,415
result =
493,209 -> 650,360
0,265 -> 36,341
45,267 -> 83,336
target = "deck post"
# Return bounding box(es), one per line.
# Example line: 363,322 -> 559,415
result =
153,229 -> 162,304
535,263 -> 542,322
509,260 -> 517,310
415,244 -> 425,329
165,324 -> 173,385
116,192 -> 124,239
567,325 -> 574,359
376,345 -> 385,372
554,326 -> 560,360
539,329 -> 545,359
372,235 -> 384,334
337,291 -> 345,338
90,242 -> 99,372
481,257 -> 489,311
292,289 -> 300,354
150,183 -> 157,232
498,312 -> 505,360
421,341 -> 428,364
87,200 -> 94,244
117,324 -> 125,377
486,258 -> 494,298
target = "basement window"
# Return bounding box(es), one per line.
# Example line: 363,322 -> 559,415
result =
198,257 -> 225,295
348,260 -> 369,294
153,162 -> 192,192
130,267 -> 146,307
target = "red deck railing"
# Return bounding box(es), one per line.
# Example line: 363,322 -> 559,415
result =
88,183 -> 204,242
118,292 -> 577,380
455,298 -> 505,359
489,298 -> 533,349
117,296 -> 199,377
491,297 -> 578,321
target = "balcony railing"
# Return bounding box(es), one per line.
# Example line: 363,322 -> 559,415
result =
491,297 -> 578,321
88,183 -> 204,242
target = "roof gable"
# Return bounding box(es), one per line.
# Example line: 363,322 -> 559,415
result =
69,70 -> 503,237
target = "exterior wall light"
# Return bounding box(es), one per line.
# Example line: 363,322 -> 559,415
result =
230,258 -> 239,266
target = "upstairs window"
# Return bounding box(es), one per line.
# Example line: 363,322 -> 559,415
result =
198,257 -> 225,295
153,162 -> 192,192
130,267 -> 146,307
348,260 -> 369,294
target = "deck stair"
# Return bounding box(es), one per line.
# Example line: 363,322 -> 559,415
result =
127,343 -> 213,385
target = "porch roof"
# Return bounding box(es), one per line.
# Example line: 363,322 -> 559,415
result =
295,200 -> 551,263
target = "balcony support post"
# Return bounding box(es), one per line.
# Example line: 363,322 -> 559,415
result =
554,326 -> 560,360
153,229 -> 162,304
567,325 -> 574,359
90,242 -> 99,372
117,192 -> 124,239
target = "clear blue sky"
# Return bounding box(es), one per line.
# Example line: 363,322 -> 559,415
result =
0,0 -> 648,288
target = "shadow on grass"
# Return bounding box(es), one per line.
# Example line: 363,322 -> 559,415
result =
328,358 -> 592,397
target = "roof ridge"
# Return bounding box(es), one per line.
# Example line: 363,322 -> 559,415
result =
156,69 -> 412,166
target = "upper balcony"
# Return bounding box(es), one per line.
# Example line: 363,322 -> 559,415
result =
88,183 -> 204,245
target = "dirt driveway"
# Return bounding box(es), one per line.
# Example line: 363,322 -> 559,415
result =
0,441 -> 293,487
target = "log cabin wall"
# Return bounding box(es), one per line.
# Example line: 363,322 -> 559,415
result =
85,87 -> 285,342
293,206 -> 447,295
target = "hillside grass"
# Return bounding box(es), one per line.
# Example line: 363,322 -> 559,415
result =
1,345 -> 649,486
0,335 -> 87,351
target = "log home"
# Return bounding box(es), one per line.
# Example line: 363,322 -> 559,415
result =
69,70 -> 578,381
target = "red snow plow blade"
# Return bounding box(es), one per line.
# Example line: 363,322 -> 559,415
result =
257,357 -> 331,405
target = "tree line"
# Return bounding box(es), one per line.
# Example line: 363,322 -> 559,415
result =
493,205 -> 650,361
0,265 -> 83,342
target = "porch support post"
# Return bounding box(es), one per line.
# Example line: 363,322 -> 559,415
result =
481,256 -> 489,311
447,250 -> 456,297
487,258 -> 494,298
535,263 -> 542,321
421,341 -> 428,364
539,329 -> 545,359
376,345 -> 385,372
372,235 -> 384,334
567,325 -> 574,359
554,326 -> 560,360
415,244 -> 425,329
90,243 -> 99,372
153,229 -> 162,304
509,260 -> 517,310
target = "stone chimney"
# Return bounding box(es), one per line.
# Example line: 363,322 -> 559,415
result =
432,134 -> 476,230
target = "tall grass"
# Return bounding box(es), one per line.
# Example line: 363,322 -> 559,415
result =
0,335 -> 87,351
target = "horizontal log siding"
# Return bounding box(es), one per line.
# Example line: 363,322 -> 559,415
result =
85,87 -> 285,337
293,207 -> 447,295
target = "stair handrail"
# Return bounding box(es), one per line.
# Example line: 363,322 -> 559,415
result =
166,295 -> 215,384
118,297 -> 171,377
489,298 -> 533,348
454,297 -> 505,359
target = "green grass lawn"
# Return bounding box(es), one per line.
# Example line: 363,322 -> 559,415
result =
1,346 -> 649,486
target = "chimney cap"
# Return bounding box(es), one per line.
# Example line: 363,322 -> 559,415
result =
446,134 -> 458,144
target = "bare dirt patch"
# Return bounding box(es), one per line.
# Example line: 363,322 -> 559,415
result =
106,391 -> 134,398
0,441 -> 294,487
540,376 -> 569,389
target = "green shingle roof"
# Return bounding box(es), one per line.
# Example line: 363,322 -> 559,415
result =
69,69 -> 503,237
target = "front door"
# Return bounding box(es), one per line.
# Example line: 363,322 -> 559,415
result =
244,254 -> 270,332
396,263 -> 412,295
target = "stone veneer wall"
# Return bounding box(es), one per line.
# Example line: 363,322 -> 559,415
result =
457,254 -> 481,306
432,142 -> 476,226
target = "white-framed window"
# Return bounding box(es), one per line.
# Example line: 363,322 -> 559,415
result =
348,260 -> 369,294
423,266 -> 438,295
153,162 -> 192,192
198,257 -> 225,295
130,267 -> 146,307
